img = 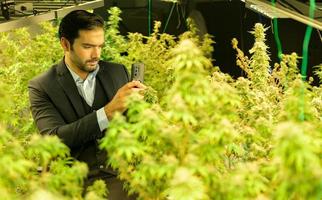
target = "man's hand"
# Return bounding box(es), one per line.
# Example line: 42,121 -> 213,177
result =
104,81 -> 145,120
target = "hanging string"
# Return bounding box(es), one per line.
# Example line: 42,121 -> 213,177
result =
163,2 -> 176,33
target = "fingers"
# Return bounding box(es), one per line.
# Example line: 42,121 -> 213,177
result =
105,81 -> 146,119
116,81 -> 146,99
126,81 -> 146,90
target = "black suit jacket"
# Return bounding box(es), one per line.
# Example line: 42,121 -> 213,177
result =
28,59 -> 129,174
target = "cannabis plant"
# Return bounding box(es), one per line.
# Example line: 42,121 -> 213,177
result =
101,22 -> 321,200
0,81 -> 107,199
0,22 -> 62,136
1,6 -> 321,200
102,7 -> 214,98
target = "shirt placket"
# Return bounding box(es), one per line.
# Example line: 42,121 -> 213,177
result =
83,79 -> 93,106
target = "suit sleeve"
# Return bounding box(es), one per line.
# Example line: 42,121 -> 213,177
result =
28,80 -> 102,149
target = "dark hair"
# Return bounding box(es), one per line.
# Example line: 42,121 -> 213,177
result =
58,10 -> 104,45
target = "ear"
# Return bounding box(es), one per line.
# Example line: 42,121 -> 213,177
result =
60,37 -> 71,52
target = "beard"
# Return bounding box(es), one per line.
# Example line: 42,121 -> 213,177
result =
71,56 -> 99,73
82,59 -> 99,72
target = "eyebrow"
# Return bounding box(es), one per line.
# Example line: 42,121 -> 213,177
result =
82,43 -> 105,47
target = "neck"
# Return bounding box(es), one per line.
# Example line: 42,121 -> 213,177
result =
64,56 -> 88,80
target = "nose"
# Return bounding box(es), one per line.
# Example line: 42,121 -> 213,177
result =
92,47 -> 101,58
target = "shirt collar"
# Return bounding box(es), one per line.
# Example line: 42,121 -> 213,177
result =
65,63 -> 100,83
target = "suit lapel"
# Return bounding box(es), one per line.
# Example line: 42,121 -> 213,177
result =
56,59 -> 86,117
96,62 -> 116,102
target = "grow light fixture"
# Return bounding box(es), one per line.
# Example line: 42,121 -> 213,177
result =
245,0 -> 322,30
0,0 -> 104,32
246,1 -> 289,19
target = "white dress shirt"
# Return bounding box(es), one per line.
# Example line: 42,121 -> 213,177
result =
66,64 -> 108,131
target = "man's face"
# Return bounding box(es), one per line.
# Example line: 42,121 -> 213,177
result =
67,28 -> 104,73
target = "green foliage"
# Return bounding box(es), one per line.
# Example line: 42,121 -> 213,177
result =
84,180 -> 108,200
0,80 -> 88,198
248,24 -> 271,89
100,22 -> 322,200
26,135 -> 70,169
270,122 -> 322,200
0,6 -> 321,200
272,53 -> 300,89
100,39 -> 242,200
0,22 -> 62,136
0,125 -> 90,199
102,7 -> 128,63
0,81 -> 101,199
314,64 -> 322,83
102,7 -> 214,98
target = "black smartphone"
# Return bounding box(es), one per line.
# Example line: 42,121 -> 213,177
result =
131,62 -> 145,83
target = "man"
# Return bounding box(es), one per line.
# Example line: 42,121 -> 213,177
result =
28,10 -> 143,199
